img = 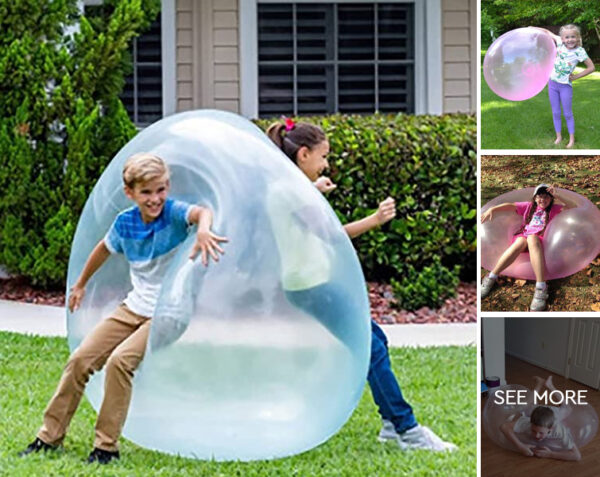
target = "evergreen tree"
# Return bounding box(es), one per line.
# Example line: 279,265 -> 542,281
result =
0,0 -> 160,286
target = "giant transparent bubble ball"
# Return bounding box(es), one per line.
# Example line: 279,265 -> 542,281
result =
484,384 -> 598,453
66,110 -> 371,461
481,188 -> 600,280
483,27 -> 556,101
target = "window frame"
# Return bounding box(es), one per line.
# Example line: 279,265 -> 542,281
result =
240,0 -> 442,118
81,0 -> 176,123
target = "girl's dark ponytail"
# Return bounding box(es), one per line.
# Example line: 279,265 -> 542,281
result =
266,123 -> 286,149
266,120 -> 326,163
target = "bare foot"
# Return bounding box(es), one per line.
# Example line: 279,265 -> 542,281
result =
554,135 -> 562,145
566,140 -> 575,148
533,376 -> 544,391
545,375 -> 556,392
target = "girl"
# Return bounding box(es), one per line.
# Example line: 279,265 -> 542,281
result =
266,119 -> 456,452
481,184 -> 576,311
533,25 -> 595,148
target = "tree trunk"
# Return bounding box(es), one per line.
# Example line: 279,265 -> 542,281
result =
594,18 -> 600,49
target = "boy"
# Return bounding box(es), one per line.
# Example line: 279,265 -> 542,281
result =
19,153 -> 227,464
500,376 -> 581,461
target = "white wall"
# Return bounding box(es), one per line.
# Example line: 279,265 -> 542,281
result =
482,318 -> 505,385
505,318 -> 570,375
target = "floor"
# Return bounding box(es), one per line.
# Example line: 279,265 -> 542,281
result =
481,355 -> 600,477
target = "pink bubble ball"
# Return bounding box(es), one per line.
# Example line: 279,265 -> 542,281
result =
483,27 -> 557,101
481,188 -> 600,280
484,384 -> 598,453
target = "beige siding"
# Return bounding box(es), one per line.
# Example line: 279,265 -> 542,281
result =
212,1 -> 239,111
175,0 -> 475,116
175,0 -> 240,113
176,0 -> 194,111
442,0 -> 475,113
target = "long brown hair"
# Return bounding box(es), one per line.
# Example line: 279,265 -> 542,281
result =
266,121 -> 326,163
514,194 -> 554,236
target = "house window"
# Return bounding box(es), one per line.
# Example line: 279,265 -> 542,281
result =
84,5 -> 163,126
121,18 -> 163,126
257,2 -> 414,117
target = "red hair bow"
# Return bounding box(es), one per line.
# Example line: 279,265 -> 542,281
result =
283,116 -> 295,132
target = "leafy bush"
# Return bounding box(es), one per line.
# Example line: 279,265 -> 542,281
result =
391,258 -> 461,310
255,113 -> 476,309
0,0 -> 160,287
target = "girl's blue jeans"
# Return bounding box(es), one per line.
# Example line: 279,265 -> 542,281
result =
285,285 -> 418,434
369,320 -> 418,434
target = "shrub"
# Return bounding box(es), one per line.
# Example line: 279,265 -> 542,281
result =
0,0 -> 160,287
391,258 -> 461,310
255,113 -> 476,309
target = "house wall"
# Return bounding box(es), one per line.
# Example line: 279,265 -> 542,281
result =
175,0 -> 240,113
174,0 -> 476,115
442,0 -> 475,113
505,318 -> 570,375
175,0 -> 195,111
212,0 -> 240,112
482,318 -> 506,385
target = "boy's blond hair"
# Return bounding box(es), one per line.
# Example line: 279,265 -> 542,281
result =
122,153 -> 170,188
559,24 -> 582,47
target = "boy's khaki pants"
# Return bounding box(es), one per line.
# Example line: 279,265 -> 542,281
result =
37,304 -> 151,452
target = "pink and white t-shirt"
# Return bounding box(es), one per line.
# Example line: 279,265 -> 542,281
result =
515,202 -> 563,237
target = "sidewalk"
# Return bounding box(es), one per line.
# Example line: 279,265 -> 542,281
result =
0,299 -> 476,347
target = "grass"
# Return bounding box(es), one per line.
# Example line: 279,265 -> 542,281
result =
481,155 -> 600,311
0,332 -> 476,476
481,50 -> 600,150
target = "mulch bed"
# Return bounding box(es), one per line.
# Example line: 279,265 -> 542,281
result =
0,277 -> 476,324
0,277 -> 65,307
369,282 -> 476,324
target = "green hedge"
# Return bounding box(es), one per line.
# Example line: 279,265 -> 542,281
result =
256,113 -> 476,309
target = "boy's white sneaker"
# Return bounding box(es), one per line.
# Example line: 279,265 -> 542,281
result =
397,425 -> 457,452
377,419 -> 399,442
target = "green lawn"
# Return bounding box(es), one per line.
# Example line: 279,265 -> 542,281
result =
0,332 -> 476,476
481,50 -> 600,150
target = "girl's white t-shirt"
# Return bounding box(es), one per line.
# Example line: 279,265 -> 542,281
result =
550,38 -> 589,85
266,179 -> 335,291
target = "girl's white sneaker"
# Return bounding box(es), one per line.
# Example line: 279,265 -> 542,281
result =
397,425 -> 458,452
480,275 -> 497,298
377,419 -> 398,442
530,288 -> 549,311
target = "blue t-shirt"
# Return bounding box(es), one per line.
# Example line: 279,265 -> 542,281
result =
104,198 -> 193,317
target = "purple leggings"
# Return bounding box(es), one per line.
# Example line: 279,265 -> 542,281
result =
548,79 -> 574,134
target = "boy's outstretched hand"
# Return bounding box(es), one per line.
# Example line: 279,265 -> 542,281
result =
68,285 -> 85,313
190,229 -> 228,266
532,446 -> 552,458
519,444 -> 535,457
376,197 -> 396,225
